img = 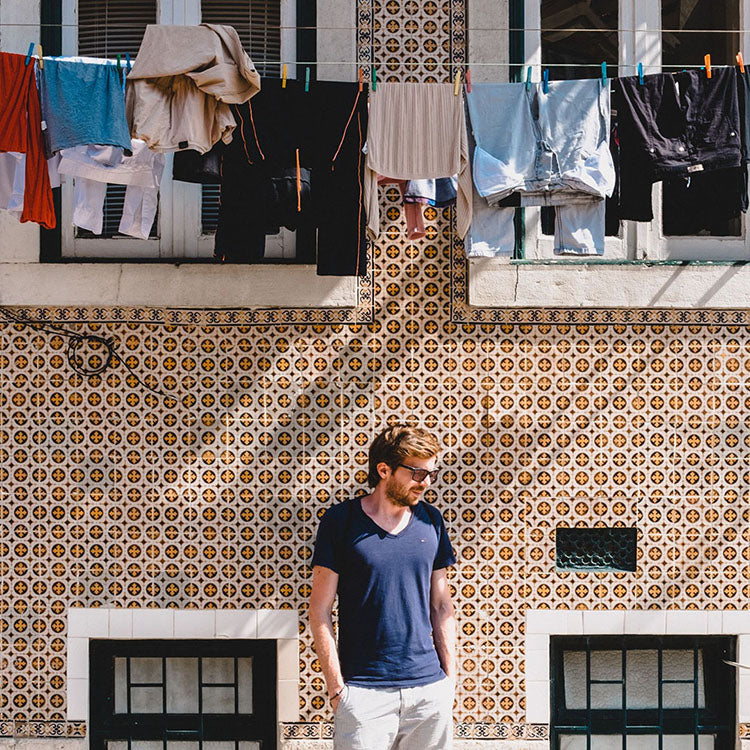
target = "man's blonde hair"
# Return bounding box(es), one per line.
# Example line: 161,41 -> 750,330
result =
367,424 -> 440,487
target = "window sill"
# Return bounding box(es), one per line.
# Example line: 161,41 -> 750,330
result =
468,257 -> 750,308
0,261 -> 358,308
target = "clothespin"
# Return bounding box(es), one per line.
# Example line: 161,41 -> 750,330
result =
25,42 -> 35,66
304,66 -> 310,92
117,53 -> 122,74
525,66 -> 532,91
705,53 -> 712,79
372,65 -> 377,92
125,52 -> 132,73
453,70 -> 461,96
465,68 -> 472,93
358,67 -> 363,92
637,62 -> 644,86
36,43 -> 44,70
737,52 -> 745,74
282,63 -> 288,88
601,61 -> 607,87
542,68 -> 549,94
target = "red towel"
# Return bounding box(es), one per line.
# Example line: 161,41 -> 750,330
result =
0,52 -> 55,228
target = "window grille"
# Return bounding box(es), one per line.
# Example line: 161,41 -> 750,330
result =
555,527 -> 637,572
89,639 -> 277,750
550,636 -> 736,750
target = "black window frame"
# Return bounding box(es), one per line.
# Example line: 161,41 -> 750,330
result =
550,635 -> 737,750
89,639 -> 278,750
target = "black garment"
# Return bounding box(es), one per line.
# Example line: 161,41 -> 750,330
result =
214,78 -> 368,276
614,67 -> 743,221
173,143 -> 224,183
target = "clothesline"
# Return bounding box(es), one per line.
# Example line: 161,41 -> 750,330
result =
0,21 -> 747,33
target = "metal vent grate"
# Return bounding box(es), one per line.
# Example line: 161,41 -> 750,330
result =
555,527 -> 637,572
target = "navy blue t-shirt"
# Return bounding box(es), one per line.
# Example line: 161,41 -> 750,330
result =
312,498 -> 456,687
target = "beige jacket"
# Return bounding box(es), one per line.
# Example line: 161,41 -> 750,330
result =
126,24 -> 261,154
364,82 -> 471,239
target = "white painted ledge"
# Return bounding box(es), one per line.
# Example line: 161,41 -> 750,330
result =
0,262 -> 357,308
524,609 -> 750,725
469,259 -> 750,308
66,607 -> 299,724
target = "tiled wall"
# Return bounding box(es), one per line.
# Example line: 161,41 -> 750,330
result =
1,0 -> 750,743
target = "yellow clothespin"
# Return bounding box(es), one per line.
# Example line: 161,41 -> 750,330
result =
37,43 -> 44,70
737,52 -> 745,74
282,63 -> 287,88
453,70 -> 461,96
704,53 -> 712,79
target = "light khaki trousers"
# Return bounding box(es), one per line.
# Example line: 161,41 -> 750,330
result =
333,676 -> 454,750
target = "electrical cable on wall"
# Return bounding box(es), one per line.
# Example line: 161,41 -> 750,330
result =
0,308 -> 176,404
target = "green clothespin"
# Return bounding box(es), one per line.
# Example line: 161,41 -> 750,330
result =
304,66 -> 310,92
525,66 -> 532,91
372,65 -> 377,92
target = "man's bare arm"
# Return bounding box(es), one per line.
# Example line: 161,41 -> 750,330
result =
430,568 -> 456,679
309,565 -> 345,710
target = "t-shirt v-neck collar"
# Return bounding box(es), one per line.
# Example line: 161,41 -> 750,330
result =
356,497 -> 416,538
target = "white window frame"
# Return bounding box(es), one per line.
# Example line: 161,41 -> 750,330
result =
522,0 -> 750,262
60,0 -> 298,260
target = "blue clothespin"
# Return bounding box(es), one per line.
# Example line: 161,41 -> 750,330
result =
125,52 -> 132,73
542,68 -> 549,94
637,62 -> 644,85
525,66 -> 532,91
304,66 -> 310,92
25,42 -> 35,66
601,61 -> 607,87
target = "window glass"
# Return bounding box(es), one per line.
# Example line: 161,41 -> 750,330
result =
540,0 -> 619,238
661,0 -> 742,237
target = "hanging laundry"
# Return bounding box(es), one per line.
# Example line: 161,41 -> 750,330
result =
365,82 -> 471,239
614,67 -> 742,222
404,177 -> 458,207
38,57 -> 132,157
377,177 -> 427,239
0,52 -> 55,228
126,24 -> 261,154
0,153 -> 25,215
56,140 -> 165,240
214,78 -> 368,276
466,79 -> 614,256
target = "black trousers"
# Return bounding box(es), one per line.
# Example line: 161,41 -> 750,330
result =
614,68 -> 743,222
213,78 -> 368,276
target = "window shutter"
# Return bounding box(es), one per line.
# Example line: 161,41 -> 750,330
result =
200,1 -> 282,234
77,1 -> 158,239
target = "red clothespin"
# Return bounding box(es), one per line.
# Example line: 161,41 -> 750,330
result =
465,68 -> 472,93
358,67 -> 363,92
737,52 -> 745,74
704,53 -> 712,79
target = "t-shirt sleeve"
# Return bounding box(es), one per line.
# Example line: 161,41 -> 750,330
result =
431,507 -> 456,570
311,506 -> 341,573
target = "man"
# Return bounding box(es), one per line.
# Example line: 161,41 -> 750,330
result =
309,424 -> 457,750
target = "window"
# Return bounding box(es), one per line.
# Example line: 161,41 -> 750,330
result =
58,0 -> 302,260
89,639 -> 277,750
521,0 -> 750,261
550,636 -> 736,750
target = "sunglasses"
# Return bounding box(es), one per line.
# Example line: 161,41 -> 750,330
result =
398,463 -> 439,483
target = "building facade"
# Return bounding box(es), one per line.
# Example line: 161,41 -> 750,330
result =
0,1 -> 749,748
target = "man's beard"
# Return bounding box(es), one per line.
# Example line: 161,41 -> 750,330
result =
385,475 -> 419,507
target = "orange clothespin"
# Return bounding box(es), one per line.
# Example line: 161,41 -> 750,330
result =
453,70 -> 461,96
296,148 -> 301,212
704,53 -> 712,79
358,67 -> 363,92
737,52 -> 745,74
465,68 -> 472,93
282,64 -> 287,88
36,43 -> 44,70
